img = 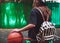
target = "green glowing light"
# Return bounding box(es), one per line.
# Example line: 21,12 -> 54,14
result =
4,14 -> 7,26
46,2 -> 60,27
1,2 -> 31,28
49,40 -> 53,43
25,40 -> 31,43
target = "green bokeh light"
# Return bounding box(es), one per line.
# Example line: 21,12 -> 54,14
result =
49,40 -> 53,43
25,40 -> 31,43
0,2 -> 32,28
46,2 -> 60,28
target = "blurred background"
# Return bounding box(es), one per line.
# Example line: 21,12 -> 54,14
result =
0,0 -> 60,28
0,0 -> 60,43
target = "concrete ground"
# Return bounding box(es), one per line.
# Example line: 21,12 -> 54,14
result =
0,29 -> 28,43
0,28 -> 60,43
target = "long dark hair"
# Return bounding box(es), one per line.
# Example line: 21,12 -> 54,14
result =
32,0 -> 51,21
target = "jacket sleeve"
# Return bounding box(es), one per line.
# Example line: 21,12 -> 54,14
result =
29,9 -> 37,25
